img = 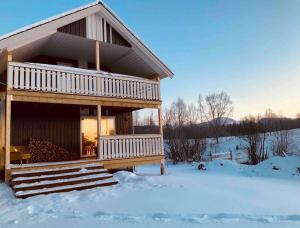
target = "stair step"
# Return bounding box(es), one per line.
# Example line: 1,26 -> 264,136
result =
12,168 -> 108,185
15,178 -> 118,199
10,159 -> 102,169
13,173 -> 114,192
11,164 -> 104,178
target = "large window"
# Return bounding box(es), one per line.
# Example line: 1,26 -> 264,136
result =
81,117 -> 97,157
81,116 -> 116,157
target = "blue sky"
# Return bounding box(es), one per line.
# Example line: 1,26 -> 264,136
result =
1,0 -> 300,119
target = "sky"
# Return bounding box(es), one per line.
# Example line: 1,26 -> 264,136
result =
0,0 -> 300,119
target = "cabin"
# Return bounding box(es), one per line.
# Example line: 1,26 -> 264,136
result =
0,1 -> 173,198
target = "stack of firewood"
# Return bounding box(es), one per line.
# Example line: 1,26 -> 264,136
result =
28,139 -> 78,163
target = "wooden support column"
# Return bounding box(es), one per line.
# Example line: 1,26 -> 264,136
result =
97,105 -> 102,160
4,94 -> 11,182
158,107 -> 165,175
95,41 -> 100,71
4,53 -> 13,182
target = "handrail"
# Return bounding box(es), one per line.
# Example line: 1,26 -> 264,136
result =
99,134 -> 162,139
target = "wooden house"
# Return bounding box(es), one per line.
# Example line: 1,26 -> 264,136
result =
0,1 -> 173,197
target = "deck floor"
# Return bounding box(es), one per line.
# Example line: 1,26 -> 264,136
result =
9,156 -> 164,173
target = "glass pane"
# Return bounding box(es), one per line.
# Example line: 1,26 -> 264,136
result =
81,117 -> 97,157
101,117 -> 116,136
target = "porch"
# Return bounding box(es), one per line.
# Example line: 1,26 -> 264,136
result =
3,101 -> 165,183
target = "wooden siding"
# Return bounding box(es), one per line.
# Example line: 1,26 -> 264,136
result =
58,18 -> 86,37
86,14 -> 131,47
112,28 -> 131,48
115,112 -> 133,135
86,14 -> 104,41
11,102 -> 81,156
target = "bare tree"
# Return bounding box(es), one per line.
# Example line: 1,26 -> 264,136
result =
271,117 -> 290,156
263,108 -> 277,134
164,99 -> 206,164
272,130 -> 289,156
239,115 -> 269,164
187,103 -> 200,125
198,92 -> 234,143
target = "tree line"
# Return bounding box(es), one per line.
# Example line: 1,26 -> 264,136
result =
161,92 -> 299,164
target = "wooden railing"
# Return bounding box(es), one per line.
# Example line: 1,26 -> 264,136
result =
7,62 -> 160,101
98,134 -> 164,160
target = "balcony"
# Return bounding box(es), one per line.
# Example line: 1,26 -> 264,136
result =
7,62 -> 160,101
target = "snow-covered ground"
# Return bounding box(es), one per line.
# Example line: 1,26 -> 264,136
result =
203,128 -> 300,162
0,156 -> 300,228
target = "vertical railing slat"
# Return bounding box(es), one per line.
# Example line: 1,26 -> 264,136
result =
25,68 -> 30,90
46,71 -> 51,91
36,69 -> 41,90
41,70 -> 46,91
18,67 -> 24,89
13,66 -> 19,89
30,68 -> 35,90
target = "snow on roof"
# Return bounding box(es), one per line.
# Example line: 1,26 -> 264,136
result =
0,1 -> 101,41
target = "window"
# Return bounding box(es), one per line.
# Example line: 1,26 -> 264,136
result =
101,116 -> 116,136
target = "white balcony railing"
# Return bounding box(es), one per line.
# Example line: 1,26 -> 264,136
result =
7,62 -> 160,101
99,134 -> 164,160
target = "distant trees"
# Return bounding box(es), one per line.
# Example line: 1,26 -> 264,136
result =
135,92 -> 299,164
164,99 -> 206,163
198,92 -> 234,143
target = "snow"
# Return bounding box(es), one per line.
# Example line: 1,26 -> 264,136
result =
202,128 -> 300,162
1,155 -> 300,228
15,177 -> 117,197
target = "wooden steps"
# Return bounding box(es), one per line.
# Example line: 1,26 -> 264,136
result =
11,163 -> 118,198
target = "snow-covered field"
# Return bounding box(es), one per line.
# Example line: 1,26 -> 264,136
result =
0,155 -> 300,228
204,128 -> 300,162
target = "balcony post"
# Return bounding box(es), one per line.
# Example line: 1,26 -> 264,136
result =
97,105 -> 102,160
95,41 -> 100,71
158,107 -> 165,175
4,53 -> 13,182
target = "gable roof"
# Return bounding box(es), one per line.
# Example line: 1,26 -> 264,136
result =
0,1 -> 173,78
